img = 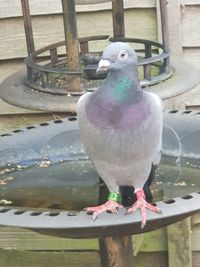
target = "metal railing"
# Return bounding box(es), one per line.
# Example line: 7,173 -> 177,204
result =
24,35 -> 172,95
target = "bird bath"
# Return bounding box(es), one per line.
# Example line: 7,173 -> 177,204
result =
0,110 -> 200,266
0,109 -> 200,231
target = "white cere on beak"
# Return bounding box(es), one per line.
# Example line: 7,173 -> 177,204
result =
97,59 -> 111,73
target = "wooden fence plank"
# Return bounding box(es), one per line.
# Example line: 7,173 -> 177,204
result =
183,48 -> 200,70
0,226 -> 167,252
0,250 -> 101,267
139,227 -> 168,252
0,60 -> 24,83
0,227 -> 98,251
0,0 -> 156,19
166,0 -> 183,56
1,249 -> 200,267
191,212 -> 200,226
182,6 -> 200,47
183,0 -> 200,5
0,9 -> 157,60
167,218 -> 192,267
193,252 -> 200,267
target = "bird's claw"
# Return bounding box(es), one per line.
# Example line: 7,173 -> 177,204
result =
127,198 -> 161,228
85,200 -> 123,220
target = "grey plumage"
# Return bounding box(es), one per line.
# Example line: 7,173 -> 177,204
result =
77,42 -> 163,195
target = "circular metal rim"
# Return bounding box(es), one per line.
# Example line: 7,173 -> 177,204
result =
24,37 -> 172,95
0,68 -> 79,112
25,38 -> 169,72
0,57 -> 199,112
0,111 -> 200,237
0,193 -> 199,238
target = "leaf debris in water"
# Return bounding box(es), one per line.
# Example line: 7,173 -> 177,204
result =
39,161 -> 51,168
0,168 -> 14,175
0,199 -> 13,205
0,176 -> 14,185
174,181 -> 186,186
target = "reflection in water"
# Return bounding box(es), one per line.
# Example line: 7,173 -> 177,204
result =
0,155 -> 199,210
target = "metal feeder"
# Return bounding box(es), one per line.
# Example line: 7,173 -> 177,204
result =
0,110 -> 200,266
0,0 -> 199,112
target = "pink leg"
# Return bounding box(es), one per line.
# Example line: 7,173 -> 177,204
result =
85,200 -> 123,220
127,188 -> 161,228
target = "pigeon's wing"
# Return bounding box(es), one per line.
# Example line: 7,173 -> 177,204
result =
77,92 -> 94,157
148,92 -> 164,113
76,92 -> 90,115
147,92 -> 164,165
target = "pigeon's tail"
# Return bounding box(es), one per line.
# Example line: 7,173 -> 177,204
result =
120,164 -> 156,206
120,185 -> 135,207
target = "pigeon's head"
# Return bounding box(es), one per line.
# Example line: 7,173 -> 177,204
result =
97,42 -> 137,74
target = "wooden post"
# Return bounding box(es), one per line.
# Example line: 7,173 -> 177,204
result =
99,235 -> 133,267
98,180 -> 134,267
159,0 -> 171,74
61,0 -> 81,92
21,0 -> 35,55
112,0 -> 125,38
157,0 -> 182,56
167,0 -> 183,56
159,0 -> 170,54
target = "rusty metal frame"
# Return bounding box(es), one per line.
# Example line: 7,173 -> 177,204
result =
24,35 -> 110,95
24,36 -> 172,95
20,0 -> 172,96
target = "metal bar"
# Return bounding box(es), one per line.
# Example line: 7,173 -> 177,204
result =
41,72 -> 48,88
50,48 -> 58,65
112,0 -> 125,38
159,0 -> 170,72
144,65 -> 151,81
98,180 -> 134,267
159,0 -> 170,53
21,0 -> 35,55
79,35 -> 109,43
79,42 -> 89,54
61,0 -> 81,92
144,43 -> 152,80
110,37 -> 164,49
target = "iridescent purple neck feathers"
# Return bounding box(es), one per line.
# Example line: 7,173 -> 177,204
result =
85,71 -> 149,130
86,94 -> 149,130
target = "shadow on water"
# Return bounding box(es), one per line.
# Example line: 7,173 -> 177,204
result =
0,155 -> 199,211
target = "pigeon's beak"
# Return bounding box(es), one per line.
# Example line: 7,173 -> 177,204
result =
96,59 -> 111,74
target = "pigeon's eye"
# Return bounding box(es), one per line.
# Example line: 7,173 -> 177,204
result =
118,50 -> 128,60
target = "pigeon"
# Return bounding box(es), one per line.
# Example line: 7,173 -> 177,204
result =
77,42 -> 163,228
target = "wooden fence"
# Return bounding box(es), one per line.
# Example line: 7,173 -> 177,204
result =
0,1 -> 199,266
0,214 -> 199,266
0,0 -> 199,83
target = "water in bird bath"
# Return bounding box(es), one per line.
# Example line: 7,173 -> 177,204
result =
0,155 -> 199,210
153,155 -> 200,200
0,160 -> 99,210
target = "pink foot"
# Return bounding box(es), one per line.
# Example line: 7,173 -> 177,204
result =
85,200 -> 123,220
127,189 -> 161,228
